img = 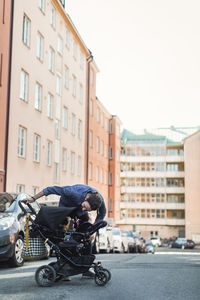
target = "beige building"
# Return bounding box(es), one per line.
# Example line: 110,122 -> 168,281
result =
184,130 -> 200,243
6,0 -> 90,203
119,127 -> 199,239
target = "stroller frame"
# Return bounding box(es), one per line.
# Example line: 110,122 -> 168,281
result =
19,201 -> 111,287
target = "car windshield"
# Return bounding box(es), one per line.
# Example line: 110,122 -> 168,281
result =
125,231 -> 133,237
151,237 -> 159,240
112,229 -> 120,236
0,193 -> 17,212
146,242 -> 153,246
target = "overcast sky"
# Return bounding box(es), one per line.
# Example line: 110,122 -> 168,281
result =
67,0 -> 200,132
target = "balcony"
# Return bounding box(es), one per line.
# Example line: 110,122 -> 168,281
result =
120,171 -> 184,178
120,186 -> 185,194
121,155 -> 184,163
120,202 -> 185,210
117,217 -> 185,226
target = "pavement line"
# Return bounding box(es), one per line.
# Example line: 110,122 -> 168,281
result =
0,272 -> 34,279
155,252 -> 200,255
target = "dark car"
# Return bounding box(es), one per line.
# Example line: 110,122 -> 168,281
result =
170,238 -> 196,249
0,192 -> 40,267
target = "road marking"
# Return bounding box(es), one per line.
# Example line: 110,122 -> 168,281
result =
0,272 -> 34,279
155,252 -> 200,255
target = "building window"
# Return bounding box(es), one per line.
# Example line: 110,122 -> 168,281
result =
18,126 -> 27,158
105,119 -> 108,131
57,35 -> 63,55
72,75 -> 77,97
73,39 -> 77,60
109,120 -> 113,134
96,137 -> 100,153
100,168 -> 103,184
71,114 -> 76,136
62,148 -> 67,171
16,184 -> 25,193
78,119 -> 82,139
35,82 -> 42,111
101,113 -> 104,127
90,69 -> 94,85
89,130 -> 93,147
109,172 -> 112,186
32,186 -> 39,195
54,163 -> 59,182
47,93 -> 53,119
97,108 -> 100,123
55,119 -> 60,139
79,83 -> 83,103
49,47 -> 55,73
80,50 -> 84,69
50,5 -> 56,28
62,107 -> 68,129
64,66 -> 69,89
38,0 -> 45,12
56,74 -> 61,95
66,27 -> 70,48
70,152 -> 75,174
108,198 -> 112,213
36,32 -> 44,61
105,144 -> 108,158
96,166 -> 99,182
22,14 -> 30,47
109,146 -> 113,160
47,140 -> 52,166
89,163 -> 92,180
101,141 -> 104,156
78,156 -> 81,176
33,134 -> 41,162
20,70 -> 29,101
90,99 -> 93,116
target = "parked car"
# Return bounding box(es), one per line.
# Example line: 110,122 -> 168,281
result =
170,238 -> 195,249
111,227 -> 125,253
94,226 -> 114,253
150,236 -> 161,247
0,192 -> 43,267
145,241 -> 155,254
121,230 -> 135,253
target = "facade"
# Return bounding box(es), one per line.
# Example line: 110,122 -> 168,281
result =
6,0 -> 90,203
184,131 -> 200,243
0,0 -> 13,192
85,59 -> 121,222
119,127 -> 198,239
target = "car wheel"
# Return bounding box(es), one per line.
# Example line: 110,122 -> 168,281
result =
9,235 -> 24,267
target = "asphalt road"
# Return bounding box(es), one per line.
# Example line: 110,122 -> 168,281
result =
0,248 -> 200,300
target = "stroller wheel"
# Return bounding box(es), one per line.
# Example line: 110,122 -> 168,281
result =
35,265 -> 56,287
100,268 -> 111,281
95,270 -> 109,286
48,262 -> 63,282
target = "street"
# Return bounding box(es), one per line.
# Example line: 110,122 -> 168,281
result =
0,249 -> 200,300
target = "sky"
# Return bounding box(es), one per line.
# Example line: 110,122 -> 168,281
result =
67,0 -> 200,132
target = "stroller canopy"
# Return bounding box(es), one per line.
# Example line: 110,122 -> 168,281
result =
35,206 -> 76,230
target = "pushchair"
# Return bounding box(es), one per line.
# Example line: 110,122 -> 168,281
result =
19,201 -> 111,287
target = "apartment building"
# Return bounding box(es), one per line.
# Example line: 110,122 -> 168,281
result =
4,0 -> 90,203
119,127 -> 199,239
184,131 -> 200,243
85,59 -> 121,223
0,0 -> 14,191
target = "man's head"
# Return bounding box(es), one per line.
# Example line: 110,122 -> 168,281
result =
81,192 -> 102,211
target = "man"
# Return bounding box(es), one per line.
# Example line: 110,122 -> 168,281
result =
27,184 -> 106,279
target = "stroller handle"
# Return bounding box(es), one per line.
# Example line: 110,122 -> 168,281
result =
88,220 -> 107,236
18,200 -> 36,215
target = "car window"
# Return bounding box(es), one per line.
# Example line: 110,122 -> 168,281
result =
125,231 -> 133,237
112,228 -> 121,236
0,193 -> 17,212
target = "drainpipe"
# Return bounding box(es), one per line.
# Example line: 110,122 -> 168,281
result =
4,0 -> 14,191
86,50 -> 93,185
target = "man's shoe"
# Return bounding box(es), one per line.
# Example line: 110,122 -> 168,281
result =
82,270 -> 95,279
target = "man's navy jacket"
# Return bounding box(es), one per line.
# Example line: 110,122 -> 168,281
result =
43,184 -> 106,223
